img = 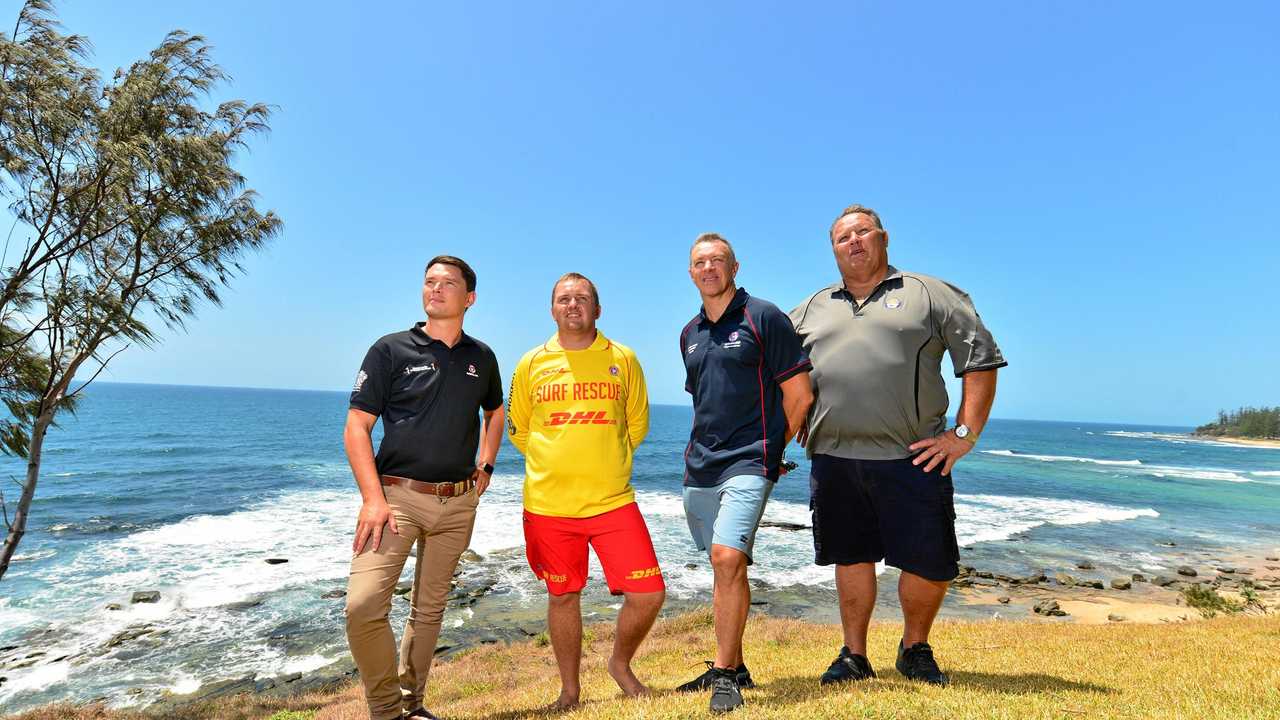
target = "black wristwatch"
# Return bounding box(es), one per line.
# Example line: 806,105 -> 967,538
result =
479,462 -> 494,476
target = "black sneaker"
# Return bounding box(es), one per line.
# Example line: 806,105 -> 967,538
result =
403,708 -> 440,720
820,645 -> 877,685
895,641 -> 949,686
708,667 -> 744,713
676,660 -> 755,691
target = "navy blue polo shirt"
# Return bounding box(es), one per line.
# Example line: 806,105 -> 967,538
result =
680,288 -> 811,487
350,322 -> 503,482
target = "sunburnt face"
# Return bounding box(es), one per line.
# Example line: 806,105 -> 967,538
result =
688,241 -> 738,298
550,278 -> 600,335
831,212 -> 889,278
421,263 -> 474,320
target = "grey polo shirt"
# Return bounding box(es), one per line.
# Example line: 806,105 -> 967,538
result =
789,266 -> 1007,461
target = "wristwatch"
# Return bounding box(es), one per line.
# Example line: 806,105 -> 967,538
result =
478,462 -> 494,475
953,425 -> 978,444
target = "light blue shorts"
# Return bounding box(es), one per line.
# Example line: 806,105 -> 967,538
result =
682,474 -> 774,564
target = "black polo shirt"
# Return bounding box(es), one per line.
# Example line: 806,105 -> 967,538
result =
680,288 -> 811,487
349,322 -> 503,482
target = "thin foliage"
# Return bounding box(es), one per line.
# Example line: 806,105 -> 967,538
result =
0,0 -> 280,579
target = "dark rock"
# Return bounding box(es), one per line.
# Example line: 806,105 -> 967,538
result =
1076,561 -> 1095,570
750,600 -> 769,606
131,591 -> 160,604
0,676 -> 6,685
1216,567 -> 1237,574
1054,573 -> 1077,587
1177,566 -> 1197,577
459,549 -> 484,563
126,687 -> 144,695
685,563 -> 698,570
265,558 -> 289,565
105,603 -> 123,611
1266,556 -> 1279,562
972,578 -> 999,587
1156,540 -> 1177,547
321,589 -> 346,599
1132,573 -> 1147,583
975,571 -> 994,579
225,598 -> 263,611
997,596 -> 1011,604
1107,614 -> 1126,622
1111,579 -> 1132,590
951,577 -> 973,588
959,565 -> 976,575
1084,580 -> 1104,590
106,625 -> 155,648
759,520 -> 809,531
1238,568 -> 1254,575
1033,599 -> 1068,617
191,674 -> 258,701
1152,575 -> 1178,587
995,574 -> 1017,584
479,636 -> 500,645
1022,572 -> 1048,584
434,644 -> 454,656
0,646 -> 16,653
394,583 -> 413,596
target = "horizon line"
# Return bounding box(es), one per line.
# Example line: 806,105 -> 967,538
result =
85,379 -> 1198,430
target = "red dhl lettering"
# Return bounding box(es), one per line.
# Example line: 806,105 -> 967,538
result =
546,410 -> 616,426
624,566 -> 662,580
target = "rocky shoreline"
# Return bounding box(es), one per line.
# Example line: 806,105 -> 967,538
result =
4,541 -> 1278,715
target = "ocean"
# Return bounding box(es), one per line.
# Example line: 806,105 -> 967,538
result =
1,382 -> 1278,713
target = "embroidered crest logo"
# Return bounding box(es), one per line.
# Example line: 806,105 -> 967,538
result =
609,365 -> 619,376
466,364 -> 479,378
353,370 -> 367,392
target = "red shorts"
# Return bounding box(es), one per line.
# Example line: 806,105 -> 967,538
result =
523,502 -> 665,596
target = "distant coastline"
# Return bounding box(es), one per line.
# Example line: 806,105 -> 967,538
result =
1200,435 -> 1280,450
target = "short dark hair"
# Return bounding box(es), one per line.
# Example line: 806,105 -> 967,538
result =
425,255 -> 477,292
551,272 -> 600,306
690,232 -> 737,265
829,204 -> 884,241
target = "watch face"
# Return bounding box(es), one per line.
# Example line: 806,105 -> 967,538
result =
955,425 -> 970,438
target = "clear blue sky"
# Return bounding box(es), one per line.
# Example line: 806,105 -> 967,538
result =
7,1 -> 1278,425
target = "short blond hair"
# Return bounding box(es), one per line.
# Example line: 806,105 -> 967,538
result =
551,272 -> 599,306
690,232 -> 737,265
829,204 -> 884,240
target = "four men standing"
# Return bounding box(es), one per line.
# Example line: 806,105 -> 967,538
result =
344,207 -> 1004,715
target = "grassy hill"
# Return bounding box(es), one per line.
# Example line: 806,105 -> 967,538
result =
11,609 -> 1280,720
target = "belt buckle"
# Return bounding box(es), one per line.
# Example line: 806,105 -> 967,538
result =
437,481 -> 454,504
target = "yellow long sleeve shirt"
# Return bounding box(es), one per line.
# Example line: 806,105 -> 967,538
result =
507,331 -> 649,518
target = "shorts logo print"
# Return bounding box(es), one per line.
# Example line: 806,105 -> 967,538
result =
624,566 -> 662,580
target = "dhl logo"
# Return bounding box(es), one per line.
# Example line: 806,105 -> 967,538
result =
546,410 -> 616,426
624,566 -> 662,580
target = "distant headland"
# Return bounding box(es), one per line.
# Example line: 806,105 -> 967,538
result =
1195,407 -> 1280,448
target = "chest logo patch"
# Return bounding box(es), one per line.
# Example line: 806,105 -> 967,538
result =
723,329 -> 742,349
686,343 -> 698,354
404,363 -> 437,376
609,365 -> 619,376
467,364 -> 479,378
728,331 -> 739,342
884,297 -> 903,310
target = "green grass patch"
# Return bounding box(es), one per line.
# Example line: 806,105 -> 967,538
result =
1182,584 -> 1245,617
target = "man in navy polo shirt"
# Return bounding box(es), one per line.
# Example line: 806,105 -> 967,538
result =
344,255 -> 506,720
676,233 -> 813,713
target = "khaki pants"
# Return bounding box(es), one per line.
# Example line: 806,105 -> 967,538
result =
346,482 -> 479,720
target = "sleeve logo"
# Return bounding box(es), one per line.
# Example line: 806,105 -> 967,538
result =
353,370 -> 368,392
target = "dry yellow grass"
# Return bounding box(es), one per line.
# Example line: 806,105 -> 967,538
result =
10,609 -> 1280,720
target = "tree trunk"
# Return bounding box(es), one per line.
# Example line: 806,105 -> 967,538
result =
0,406 -> 55,582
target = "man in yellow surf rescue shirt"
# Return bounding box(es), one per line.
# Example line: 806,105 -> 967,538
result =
507,272 -> 666,711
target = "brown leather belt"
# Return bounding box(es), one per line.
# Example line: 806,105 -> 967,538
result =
381,474 -> 475,497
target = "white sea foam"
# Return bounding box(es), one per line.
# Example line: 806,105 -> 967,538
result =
983,449 -> 1142,466
1104,430 -> 1280,450
954,494 -> 1158,546
1251,471 -> 1280,477
983,449 -> 1252,483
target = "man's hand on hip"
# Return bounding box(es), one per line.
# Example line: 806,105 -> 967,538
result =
472,466 -> 491,496
908,432 -> 973,476
353,499 -> 400,555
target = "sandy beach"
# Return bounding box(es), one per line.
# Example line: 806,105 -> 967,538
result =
1199,435 -> 1280,449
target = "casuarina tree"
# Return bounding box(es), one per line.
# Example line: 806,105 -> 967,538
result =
0,0 -> 281,580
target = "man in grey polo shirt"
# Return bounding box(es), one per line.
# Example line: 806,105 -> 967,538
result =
790,204 -> 1005,688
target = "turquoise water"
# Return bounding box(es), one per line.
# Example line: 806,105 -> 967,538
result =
1,382 -> 1278,712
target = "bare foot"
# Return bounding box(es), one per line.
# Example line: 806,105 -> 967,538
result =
543,691 -> 580,713
608,655 -> 650,697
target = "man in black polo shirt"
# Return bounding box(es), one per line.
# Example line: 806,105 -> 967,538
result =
677,233 -> 813,713
344,256 -> 505,720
